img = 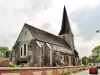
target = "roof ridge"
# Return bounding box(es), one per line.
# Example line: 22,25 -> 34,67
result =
24,23 -> 62,39
24,23 -> 71,49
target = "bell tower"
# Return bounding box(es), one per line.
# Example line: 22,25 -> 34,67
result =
59,6 -> 75,50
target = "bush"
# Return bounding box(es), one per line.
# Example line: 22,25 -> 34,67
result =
63,72 -> 70,75
76,70 -> 78,72
68,72 -> 70,74
73,71 -> 75,73
73,70 -> 78,73
72,68 -> 85,74
79,69 -> 82,71
9,64 -> 17,67
83,68 -> 86,70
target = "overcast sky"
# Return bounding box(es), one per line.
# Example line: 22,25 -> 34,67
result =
1,0 -> 100,58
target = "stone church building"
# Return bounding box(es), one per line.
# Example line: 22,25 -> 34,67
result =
12,6 -> 79,67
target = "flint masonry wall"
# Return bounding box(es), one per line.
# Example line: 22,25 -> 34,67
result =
0,66 -> 89,75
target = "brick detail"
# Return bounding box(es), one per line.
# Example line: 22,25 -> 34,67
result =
0,66 -> 90,75
52,69 -> 58,75
33,71 -> 42,75
45,70 -> 52,75
64,69 -> 68,73
0,71 -> 1,75
41,71 -> 46,75
58,69 -> 63,74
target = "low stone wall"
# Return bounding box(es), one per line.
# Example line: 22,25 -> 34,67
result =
0,66 -> 89,75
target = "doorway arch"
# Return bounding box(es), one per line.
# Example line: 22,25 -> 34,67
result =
64,55 -> 69,66
71,56 -> 75,66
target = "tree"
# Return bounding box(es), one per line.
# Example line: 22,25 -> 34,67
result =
0,46 -> 9,57
81,56 -> 89,65
91,45 -> 100,63
92,45 -> 100,57
5,51 -> 11,58
89,55 -> 97,63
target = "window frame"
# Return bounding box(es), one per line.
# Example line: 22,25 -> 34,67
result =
25,31 -> 26,35
24,44 -> 26,56
20,44 -> 27,58
20,47 -> 23,56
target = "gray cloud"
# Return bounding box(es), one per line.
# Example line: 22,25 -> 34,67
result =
70,4 -> 100,41
0,0 -> 52,19
40,22 -> 51,30
76,47 -> 90,58
0,0 -> 52,49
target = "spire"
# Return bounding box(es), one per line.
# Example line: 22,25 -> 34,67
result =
59,5 -> 72,35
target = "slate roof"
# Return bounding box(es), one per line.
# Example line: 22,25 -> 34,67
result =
59,6 -> 73,35
24,23 -> 71,49
13,41 -> 20,49
74,49 -> 79,56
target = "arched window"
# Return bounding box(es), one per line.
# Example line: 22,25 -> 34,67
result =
21,47 -> 23,56
64,55 -> 66,62
24,44 -> 26,56
40,45 -> 43,56
25,31 -> 26,35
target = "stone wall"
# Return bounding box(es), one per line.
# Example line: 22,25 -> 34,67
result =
0,66 -> 89,75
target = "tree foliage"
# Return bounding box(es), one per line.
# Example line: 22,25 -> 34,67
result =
81,46 -> 100,65
89,56 -> 98,63
81,56 -> 89,65
90,45 -> 100,63
92,45 -> 100,57
5,51 -> 11,58
0,46 -> 9,57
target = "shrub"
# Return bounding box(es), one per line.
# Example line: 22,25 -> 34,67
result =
68,72 -> 70,74
79,69 -> 82,71
73,70 -> 79,73
63,72 -> 70,75
73,71 -> 75,73
9,64 -> 17,67
83,68 -> 86,70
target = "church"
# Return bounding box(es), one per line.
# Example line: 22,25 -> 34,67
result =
12,6 -> 79,67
